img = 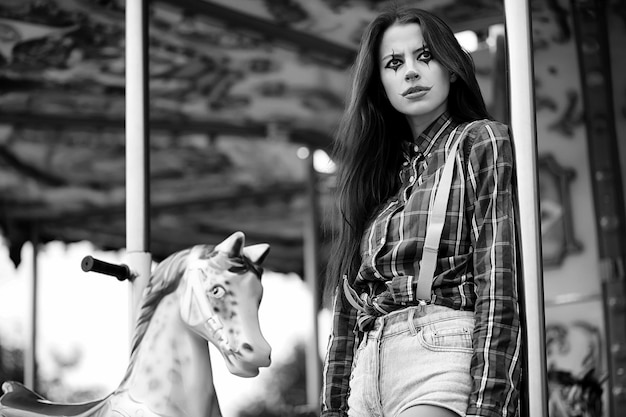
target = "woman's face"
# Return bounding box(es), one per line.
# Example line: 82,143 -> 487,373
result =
378,22 -> 452,134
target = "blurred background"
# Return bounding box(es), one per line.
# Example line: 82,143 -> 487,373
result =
0,0 -> 625,416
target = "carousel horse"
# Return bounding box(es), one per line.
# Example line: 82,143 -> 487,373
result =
0,231 -> 271,417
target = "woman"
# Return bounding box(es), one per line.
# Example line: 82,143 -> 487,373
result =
321,6 -> 521,417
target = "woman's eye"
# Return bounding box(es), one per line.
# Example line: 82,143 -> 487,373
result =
418,50 -> 432,62
385,58 -> 402,70
208,285 -> 226,299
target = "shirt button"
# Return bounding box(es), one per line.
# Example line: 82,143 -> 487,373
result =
413,145 -> 419,152
380,238 -> 386,244
403,161 -> 409,166
409,176 -> 415,182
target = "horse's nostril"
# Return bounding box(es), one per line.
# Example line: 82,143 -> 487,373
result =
241,343 -> 253,352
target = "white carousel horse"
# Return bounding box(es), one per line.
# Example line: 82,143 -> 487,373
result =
0,231 -> 271,417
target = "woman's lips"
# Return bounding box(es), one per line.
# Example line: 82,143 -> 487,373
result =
401,86 -> 430,98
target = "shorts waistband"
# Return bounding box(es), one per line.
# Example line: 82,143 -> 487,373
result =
366,304 -> 474,338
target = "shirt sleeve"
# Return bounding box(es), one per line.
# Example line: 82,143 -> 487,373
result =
320,281 -> 358,416
465,121 -> 522,417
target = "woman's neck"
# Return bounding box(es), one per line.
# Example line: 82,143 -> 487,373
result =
406,109 -> 446,141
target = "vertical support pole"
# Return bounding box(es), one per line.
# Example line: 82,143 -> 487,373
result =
304,150 -> 322,408
24,224 -> 39,390
125,0 -> 151,326
502,1 -> 549,415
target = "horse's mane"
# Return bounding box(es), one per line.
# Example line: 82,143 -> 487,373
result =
117,245 -> 211,388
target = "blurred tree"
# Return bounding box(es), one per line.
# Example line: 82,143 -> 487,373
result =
0,343 -> 25,386
0,342 -> 103,402
39,345 -> 104,402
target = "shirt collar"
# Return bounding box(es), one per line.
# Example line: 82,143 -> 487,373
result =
411,111 -> 454,156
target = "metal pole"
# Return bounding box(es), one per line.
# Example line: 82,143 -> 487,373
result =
503,0 -> 549,415
304,151 -> 322,408
24,225 -> 39,390
125,0 -> 151,326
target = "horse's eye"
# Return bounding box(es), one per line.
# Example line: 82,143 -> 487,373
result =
208,285 -> 226,299
228,264 -> 247,274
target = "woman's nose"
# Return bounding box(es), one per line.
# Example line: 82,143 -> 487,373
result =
405,69 -> 419,81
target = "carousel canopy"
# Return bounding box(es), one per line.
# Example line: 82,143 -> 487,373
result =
0,0 -> 504,275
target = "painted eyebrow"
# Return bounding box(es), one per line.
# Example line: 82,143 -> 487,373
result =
381,46 -> 429,62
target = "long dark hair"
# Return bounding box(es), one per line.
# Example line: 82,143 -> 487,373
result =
325,6 -> 492,301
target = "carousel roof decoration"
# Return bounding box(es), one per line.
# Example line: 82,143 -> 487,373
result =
0,0 -> 504,275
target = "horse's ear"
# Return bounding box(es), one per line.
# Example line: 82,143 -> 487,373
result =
243,244 -> 270,265
215,231 -> 245,257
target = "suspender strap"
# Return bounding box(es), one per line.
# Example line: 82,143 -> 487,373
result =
415,122 -> 475,301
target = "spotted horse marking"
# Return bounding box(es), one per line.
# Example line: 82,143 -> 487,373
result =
0,231 -> 271,417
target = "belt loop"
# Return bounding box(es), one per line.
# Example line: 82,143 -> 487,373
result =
407,307 -> 418,336
372,318 -> 381,342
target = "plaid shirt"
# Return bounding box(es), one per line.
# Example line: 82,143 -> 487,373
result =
321,113 -> 522,417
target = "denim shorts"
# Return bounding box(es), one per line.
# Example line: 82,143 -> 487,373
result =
347,304 -> 475,417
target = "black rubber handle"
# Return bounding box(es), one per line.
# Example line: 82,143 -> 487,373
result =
81,256 -> 132,281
